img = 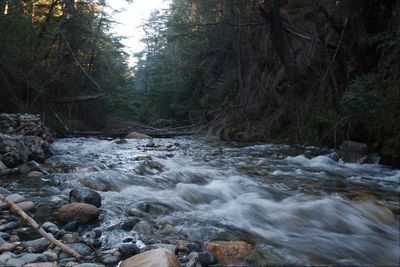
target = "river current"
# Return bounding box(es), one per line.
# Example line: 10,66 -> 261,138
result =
4,137 -> 400,266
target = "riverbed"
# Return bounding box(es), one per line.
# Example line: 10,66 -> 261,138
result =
2,137 -> 399,266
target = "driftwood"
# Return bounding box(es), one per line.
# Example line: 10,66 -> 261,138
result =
0,193 -> 83,260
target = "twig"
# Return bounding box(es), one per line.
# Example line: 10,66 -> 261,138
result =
0,194 -> 82,260
322,16 -> 349,82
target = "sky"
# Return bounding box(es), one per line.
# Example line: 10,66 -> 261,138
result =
107,0 -> 171,66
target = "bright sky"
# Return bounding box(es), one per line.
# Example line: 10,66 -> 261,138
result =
107,0 -> 171,66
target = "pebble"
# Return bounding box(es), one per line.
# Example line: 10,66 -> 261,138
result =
0,222 -> 19,231
43,251 -> 58,261
8,235 -> 19,242
42,222 -> 60,235
99,254 -> 121,266
25,237 -> 51,253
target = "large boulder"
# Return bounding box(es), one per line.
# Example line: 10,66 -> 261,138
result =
69,187 -> 102,208
55,203 -> 100,224
125,132 -> 151,139
0,134 -> 52,168
204,241 -> 253,264
340,140 -> 368,163
120,248 -> 180,267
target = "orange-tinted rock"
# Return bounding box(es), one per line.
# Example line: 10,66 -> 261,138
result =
120,248 -> 180,267
205,241 -> 253,264
56,203 -> 100,224
24,263 -> 57,267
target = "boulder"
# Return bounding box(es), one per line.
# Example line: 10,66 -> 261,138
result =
0,134 -> 52,167
120,248 -> 180,267
56,203 -> 100,224
69,187 -> 102,208
125,132 -> 151,139
204,241 -> 253,264
340,141 -> 368,163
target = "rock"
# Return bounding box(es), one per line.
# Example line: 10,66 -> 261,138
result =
15,201 -> 36,212
17,161 -> 47,176
0,160 -> 9,171
120,219 -> 140,231
115,138 -> 128,144
9,235 -> 19,243
82,230 -> 102,248
6,253 -> 47,267
61,233 -> 80,244
43,251 -> 58,262
64,221 -> 79,232
74,264 -> 105,267
0,242 -> 18,253
148,243 -> 176,252
134,160 -> 164,175
0,187 -> 12,196
118,243 -> 140,257
340,141 -> 368,163
0,222 -> 19,231
41,222 -> 59,235
27,171 -> 44,177
175,241 -> 200,254
0,113 -> 52,141
59,243 -> 92,259
0,236 -> 7,245
204,241 -> 253,264
56,203 -> 100,224
24,263 -> 57,267
145,141 -> 155,147
137,202 -> 172,215
125,132 -> 151,139
0,134 -> 52,168
133,221 -> 153,235
134,155 -> 152,161
120,248 -> 180,267
0,252 -> 15,266
1,194 -> 26,208
72,167 -> 98,173
99,255 -> 121,266
0,232 -> 11,239
69,187 -> 102,208
24,237 -> 50,253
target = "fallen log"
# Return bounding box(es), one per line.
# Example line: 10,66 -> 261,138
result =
0,193 -> 83,260
54,94 -> 104,103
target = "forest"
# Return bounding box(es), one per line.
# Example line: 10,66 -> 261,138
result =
0,0 -> 399,164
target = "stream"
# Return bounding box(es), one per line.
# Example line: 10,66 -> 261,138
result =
2,137 -> 399,266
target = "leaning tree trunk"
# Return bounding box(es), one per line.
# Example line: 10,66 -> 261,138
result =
259,0 -> 305,95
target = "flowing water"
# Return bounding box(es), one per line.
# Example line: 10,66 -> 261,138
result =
3,137 -> 400,266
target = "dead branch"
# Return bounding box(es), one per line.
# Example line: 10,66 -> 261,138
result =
0,193 -> 83,260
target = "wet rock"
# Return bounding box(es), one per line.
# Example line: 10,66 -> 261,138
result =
175,241 -> 200,255
133,221 -> 153,235
0,187 -> 12,196
6,253 -> 47,266
82,230 -> 102,248
17,161 -> 48,176
9,235 -> 19,243
134,155 -> 152,161
0,222 -> 19,231
69,188 -> 102,208
56,203 -> 100,224
15,201 -> 36,212
115,138 -> 127,144
24,262 -> 57,267
190,251 -> 218,266
135,160 -> 164,175
340,141 -> 368,163
25,237 -> 50,253
118,243 -> 140,257
137,202 -> 173,215
78,178 -> 116,192
125,132 -> 151,139
41,222 -> 59,235
120,248 -> 180,267
204,241 -> 253,264
64,221 -> 79,232
120,219 -> 140,231
145,141 -> 155,148
72,167 -> 98,173
348,191 -> 378,201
